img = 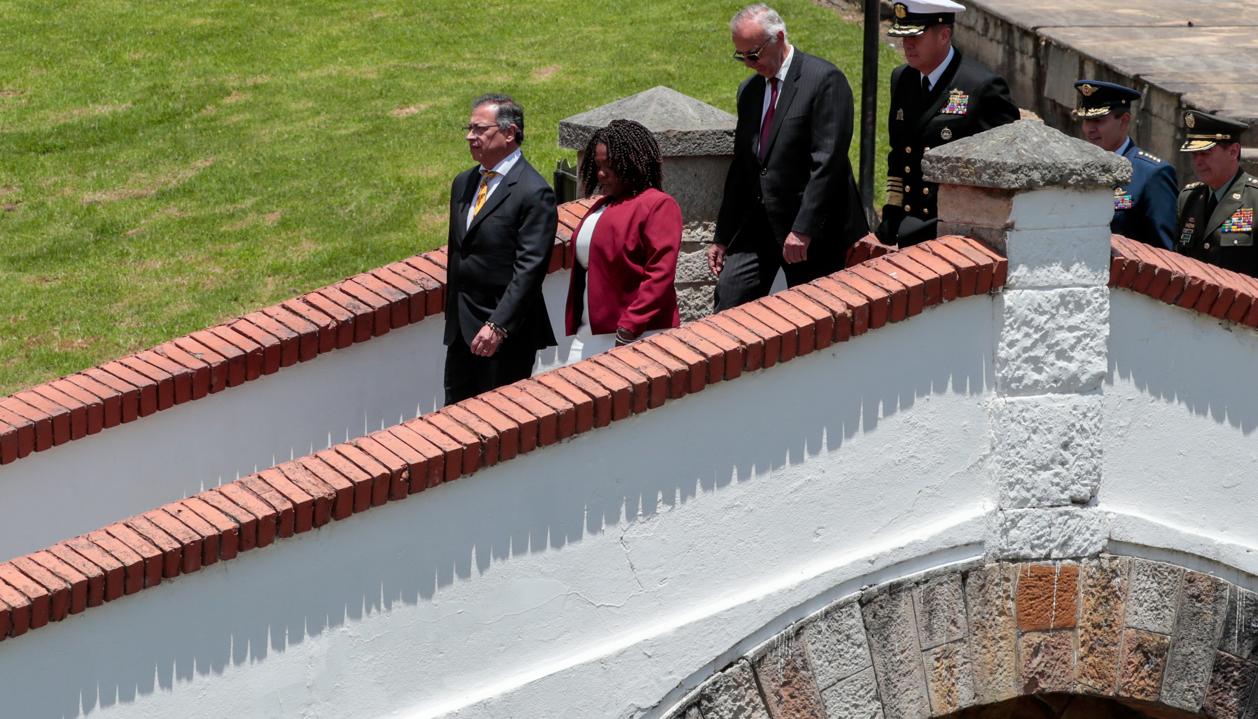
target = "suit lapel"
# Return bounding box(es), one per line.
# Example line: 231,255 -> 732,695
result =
914,49 -> 964,135
748,75 -> 768,159
466,158 -> 525,239
1207,172 -> 1246,236
453,169 -> 478,247
760,52 -> 803,162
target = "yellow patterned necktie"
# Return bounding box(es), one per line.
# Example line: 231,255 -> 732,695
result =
472,169 -> 499,217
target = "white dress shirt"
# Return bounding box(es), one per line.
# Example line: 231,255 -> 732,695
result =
466,147 -> 522,230
921,45 -> 956,93
760,45 -> 795,124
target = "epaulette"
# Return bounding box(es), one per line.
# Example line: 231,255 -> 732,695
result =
1246,175 -> 1258,188
1135,150 -> 1164,164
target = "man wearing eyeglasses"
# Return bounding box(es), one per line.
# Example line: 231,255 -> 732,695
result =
443,93 -> 558,405
709,3 -> 867,311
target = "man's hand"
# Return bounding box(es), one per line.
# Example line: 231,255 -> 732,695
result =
782,231 -> 811,264
470,324 -> 504,357
706,243 -> 726,277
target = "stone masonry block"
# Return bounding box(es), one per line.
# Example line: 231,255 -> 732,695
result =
937,185 -> 1014,229
678,287 -> 715,324
987,507 -> 1109,560
1127,560 -> 1183,634
1010,188 -> 1116,231
751,632 -> 828,719
821,667 -> 884,719
1204,651 -> 1258,719
1076,555 -> 1131,695
1219,586 -> 1258,661
1002,226 -> 1113,289
861,589 -> 930,719
990,394 -> 1102,508
1162,571 -> 1231,712
964,563 -> 1019,705
677,246 -> 717,285
995,287 -> 1109,395
1016,562 -> 1079,631
804,600 -> 874,690
924,640 -> 976,715
1020,631 -> 1076,694
699,659 -> 772,719
913,573 -> 969,650
1119,629 -> 1171,702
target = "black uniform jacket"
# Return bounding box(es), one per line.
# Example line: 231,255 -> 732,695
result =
878,48 -> 1019,247
1176,170 -> 1258,278
444,157 -> 558,350
714,49 -> 868,266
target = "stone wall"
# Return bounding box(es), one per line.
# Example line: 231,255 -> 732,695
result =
665,555 -> 1258,719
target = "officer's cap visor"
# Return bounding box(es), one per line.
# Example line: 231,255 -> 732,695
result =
1180,139 -> 1218,153
888,22 -> 928,37
1073,106 -> 1114,120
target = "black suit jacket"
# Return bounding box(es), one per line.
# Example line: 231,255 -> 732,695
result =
444,156 -> 558,350
715,49 -> 868,265
878,49 -> 1019,246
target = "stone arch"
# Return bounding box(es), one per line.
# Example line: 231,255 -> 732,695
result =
663,555 -> 1258,719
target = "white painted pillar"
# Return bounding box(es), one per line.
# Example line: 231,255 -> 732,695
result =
924,120 -> 1132,559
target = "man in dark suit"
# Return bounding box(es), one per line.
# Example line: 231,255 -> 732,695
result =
876,0 -> 1019,247
1074,80 -> 1177,250
443,94 -> 557,405
1175,111 -> 1258,277
708,4 -> 868,312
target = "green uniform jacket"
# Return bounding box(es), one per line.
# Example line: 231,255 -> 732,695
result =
1176,170 -> 1258,278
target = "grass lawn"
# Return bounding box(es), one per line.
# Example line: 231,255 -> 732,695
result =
0,0 -> 900,394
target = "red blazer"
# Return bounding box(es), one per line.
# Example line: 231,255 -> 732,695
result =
565,188 -> 683,336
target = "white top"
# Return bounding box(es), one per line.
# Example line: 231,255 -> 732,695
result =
922,45 -> 955,93
574,205 -> 606,271
466,148 -> 522,230
760,46 -> 795,124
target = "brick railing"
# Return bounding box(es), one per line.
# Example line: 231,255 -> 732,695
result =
0,234 -> 1003,642
0,197 -> 893,467
1110,234 -> 1258,327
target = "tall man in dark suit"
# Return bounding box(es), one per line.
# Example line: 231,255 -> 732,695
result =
708,4 -> 868,312
876,0 -> 1019,247
1073,80 -> 1177,250
443,94 -> 557,405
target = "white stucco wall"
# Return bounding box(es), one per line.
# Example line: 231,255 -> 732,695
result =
1101,290 -> 1258,576
0,297 -> 997,719
0,273 -> 573,563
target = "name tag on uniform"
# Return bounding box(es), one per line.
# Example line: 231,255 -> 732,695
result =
1222,208 -> 1253,233
1114,188 -> 1134,211
941,89 -> 969,115
1179,217 -> 1196,245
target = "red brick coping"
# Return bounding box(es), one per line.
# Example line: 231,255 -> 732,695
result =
0,230 -> 1003,642
0,200 -> 891,467
1110,234 -> 1258,327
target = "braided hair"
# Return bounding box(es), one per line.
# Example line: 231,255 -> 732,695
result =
579,119 -> 663,198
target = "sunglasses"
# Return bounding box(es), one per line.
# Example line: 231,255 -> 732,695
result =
732,36 -> 774,63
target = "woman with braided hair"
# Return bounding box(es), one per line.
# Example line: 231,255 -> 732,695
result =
564,119 -> 683,361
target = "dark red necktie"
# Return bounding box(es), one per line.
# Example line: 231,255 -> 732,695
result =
759,77 -> 779,161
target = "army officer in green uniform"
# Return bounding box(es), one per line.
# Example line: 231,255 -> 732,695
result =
875,0 -> 1019,247
1176,111 -> 1258,277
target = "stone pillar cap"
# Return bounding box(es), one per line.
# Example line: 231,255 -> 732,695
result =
558,86 -> 736,157
922,119 -> 1132,190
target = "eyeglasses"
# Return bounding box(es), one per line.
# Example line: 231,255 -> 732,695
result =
732,36 -> 774,63
464,123 -> 499,136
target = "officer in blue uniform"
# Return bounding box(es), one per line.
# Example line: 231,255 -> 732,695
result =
1074,80 -> 1177,249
